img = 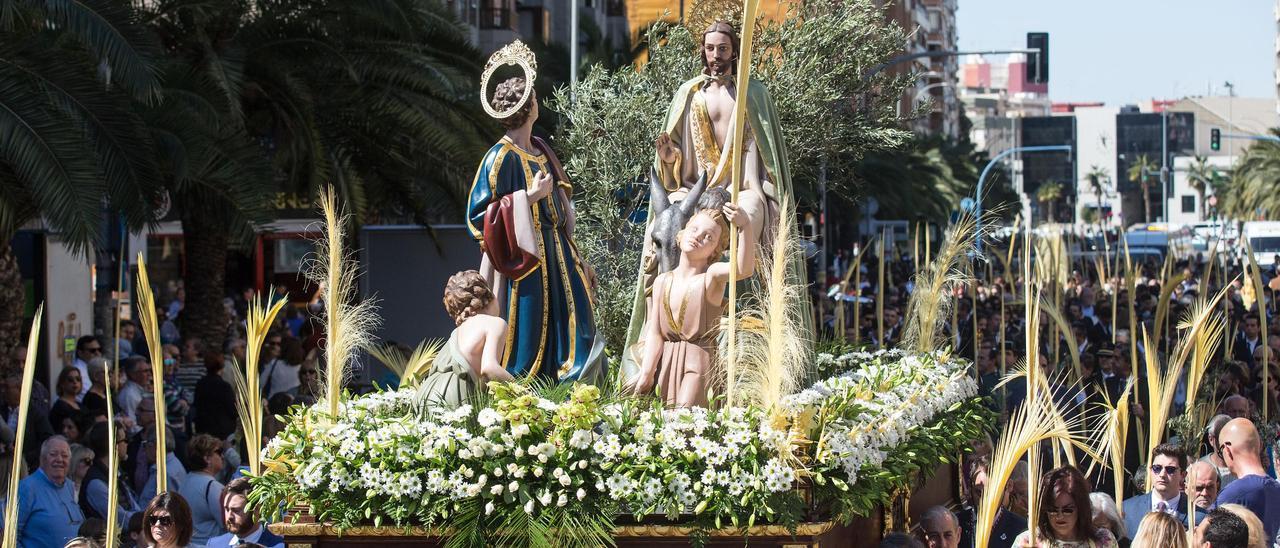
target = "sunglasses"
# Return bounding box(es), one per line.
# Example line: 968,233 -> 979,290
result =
1047,506 -> 1076,516
79,458 -> 93,466
148,515 -> 173,527
301,370 -> 318,376
1150,464 -> 1180,476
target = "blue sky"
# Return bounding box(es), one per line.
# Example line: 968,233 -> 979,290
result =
956,1 -> 1275,105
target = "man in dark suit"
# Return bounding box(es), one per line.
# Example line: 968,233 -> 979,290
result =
955,458 -> 1027,548
1122,443 -> 1205,537
205,477 -> 285,548
1232,313 -> 1263,371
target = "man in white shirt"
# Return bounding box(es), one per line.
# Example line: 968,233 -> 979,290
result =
206,477 -> 284,548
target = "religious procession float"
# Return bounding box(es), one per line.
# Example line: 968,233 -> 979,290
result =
234,1 -> 997,545
1,0 -> 1264,546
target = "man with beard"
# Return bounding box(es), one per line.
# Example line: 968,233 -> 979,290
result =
623,18 -> 801,380
205,477 -> 284,548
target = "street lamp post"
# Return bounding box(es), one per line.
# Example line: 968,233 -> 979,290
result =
975,144 -> 1074,252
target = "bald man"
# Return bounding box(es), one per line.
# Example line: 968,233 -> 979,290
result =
1220,395 -> 1251,420
1186,461 -> 1220,511
917,506 -> 960,548
1215,417 -> 1280,539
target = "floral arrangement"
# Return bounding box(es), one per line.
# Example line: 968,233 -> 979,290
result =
250,350 -> 993,547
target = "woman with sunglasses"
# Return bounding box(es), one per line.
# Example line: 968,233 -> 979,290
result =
178,434 -> 227,544
50,367 -> 85,443
69,443 -> 94,503
286,351 -> 322,408
1013,465 -> 1117,547
142,491 -> 194,548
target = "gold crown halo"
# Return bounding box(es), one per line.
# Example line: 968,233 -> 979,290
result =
685,0 -> 743,38
480,40 -> 538,120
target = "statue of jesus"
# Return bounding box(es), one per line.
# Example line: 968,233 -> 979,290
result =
622,18 -> 802,382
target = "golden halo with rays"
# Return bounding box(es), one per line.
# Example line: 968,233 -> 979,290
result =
480,40 -> 538,120
685,0 -> 743,38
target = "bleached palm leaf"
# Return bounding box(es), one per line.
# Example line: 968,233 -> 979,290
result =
307,186 -> 381,416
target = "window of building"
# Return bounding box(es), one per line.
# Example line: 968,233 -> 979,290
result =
1182,195 -> 1196,213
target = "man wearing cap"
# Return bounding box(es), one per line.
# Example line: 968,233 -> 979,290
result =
1096,344 -> 1117,379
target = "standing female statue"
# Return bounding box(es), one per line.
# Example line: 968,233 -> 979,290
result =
466,41 -> 604,384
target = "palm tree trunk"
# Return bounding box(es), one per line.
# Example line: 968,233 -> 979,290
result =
1048,201 -> 1056,223
1197,188 -> 1207,221
179,205 -> 230,351
0,237 -> 24,372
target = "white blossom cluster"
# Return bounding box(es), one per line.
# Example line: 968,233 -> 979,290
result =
788,350 -> 978,482
263,349 -> 978,527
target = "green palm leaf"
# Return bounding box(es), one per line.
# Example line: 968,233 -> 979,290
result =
31,0 -> 161,100
0,64 -> 103,248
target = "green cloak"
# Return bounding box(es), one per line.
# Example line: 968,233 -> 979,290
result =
620,74 -> 811,382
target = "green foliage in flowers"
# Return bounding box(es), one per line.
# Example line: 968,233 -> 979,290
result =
250,350 -> 990,547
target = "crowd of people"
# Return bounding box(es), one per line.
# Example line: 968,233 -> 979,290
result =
826,238 -> 1280,547
0,286 -> 316,547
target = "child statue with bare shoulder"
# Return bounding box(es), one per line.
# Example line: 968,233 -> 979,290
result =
628,200 -> 754,408
417,270 -> 515,408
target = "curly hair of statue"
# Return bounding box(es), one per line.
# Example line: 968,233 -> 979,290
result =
443,270 -> 494,326
491,77 -> 534,130
480,40 -> 538,121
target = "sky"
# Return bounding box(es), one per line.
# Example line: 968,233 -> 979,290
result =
956,0 -> 1275,105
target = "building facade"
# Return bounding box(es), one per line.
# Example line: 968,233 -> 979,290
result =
959,54 -> 1053,156
451,0 -> 628,54
880,0 -> 961,138
1014,97 -> 1277,228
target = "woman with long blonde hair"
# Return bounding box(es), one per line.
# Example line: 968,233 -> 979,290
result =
1129,512 -> 1187,548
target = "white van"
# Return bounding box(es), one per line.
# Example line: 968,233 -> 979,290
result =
1242,221 -> 1280,266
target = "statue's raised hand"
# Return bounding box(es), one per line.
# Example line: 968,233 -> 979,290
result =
655,132 -> 679,164
722,201 -> 746,228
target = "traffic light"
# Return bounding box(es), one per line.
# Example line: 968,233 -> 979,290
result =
1211,128 -> 1221,151
1027,32 -> 1049,84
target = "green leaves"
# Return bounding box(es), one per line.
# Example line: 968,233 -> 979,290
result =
27,0 -> 161,100
0,51 -> 104,247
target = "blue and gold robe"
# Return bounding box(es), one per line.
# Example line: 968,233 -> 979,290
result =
467,136 -> 603,383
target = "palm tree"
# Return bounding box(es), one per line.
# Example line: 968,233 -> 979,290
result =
1225,130 -> 1280,220
1126,154 -> 1157,223
0,1 -> 164,370
1036,181 -> 1064,223
1186,155 -> 1216,222
853,138 -> 966,225
1086,164 -> 1110,231
135,0 -> 493,346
